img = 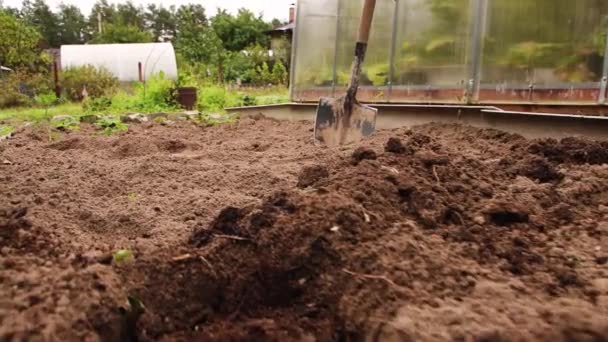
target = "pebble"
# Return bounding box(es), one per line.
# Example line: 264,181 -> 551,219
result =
597,222 -> 608,234
473,216 -> 485,225
592,278 -> 608,294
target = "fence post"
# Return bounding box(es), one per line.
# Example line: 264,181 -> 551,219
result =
599,25 -> 608,104
387,0 -> 400,102
331,0 -> 343,97
466,0 -> 487,104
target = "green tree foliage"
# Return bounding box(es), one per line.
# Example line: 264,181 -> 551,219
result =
90,23 -> 153,44
175,4 -> 207,29
115,1 -> 145,29
88,0 -> 115,36
57,4 -> 88,45
211,9 -> 271,52
21,0 -> 59,47
0,10 -> 48,67
145,4 -> 176,42
272,61 -> 288,85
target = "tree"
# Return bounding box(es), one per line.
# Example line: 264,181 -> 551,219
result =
115,1 -> 145,29
0,10 -> 47,68
175,4 -> 207,35
271,18 -> 284,28
21,0 -> 60,47
89,23 -> 152,44
272,61 -> 288,85
88,0 -> 115,36
57,4 -> 87,45
145,4 -> 176,42
177,27 -> 227,82
211,9 -> 271,52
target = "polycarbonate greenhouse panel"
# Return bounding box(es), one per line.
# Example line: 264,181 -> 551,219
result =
334,0 -> 395,102
290,0 -> 608,104
291,0 -> 339,101
61,43 -> 178,82
390,0 -> 471,103
477,0 -> 608,103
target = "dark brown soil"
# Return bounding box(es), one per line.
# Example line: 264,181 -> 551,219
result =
1,118 -> 608,341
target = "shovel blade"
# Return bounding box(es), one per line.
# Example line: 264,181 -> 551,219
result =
314,96 -> 377,146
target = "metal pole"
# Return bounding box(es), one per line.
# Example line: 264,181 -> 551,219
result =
288,0 -> 302,101
387,0 -> 400,102
331,0 -> 343,97
466,0 -> 487,104
599,26 -> 608,104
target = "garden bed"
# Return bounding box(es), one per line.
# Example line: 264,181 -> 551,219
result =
1,117 -> 607,341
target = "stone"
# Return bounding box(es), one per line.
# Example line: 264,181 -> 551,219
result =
79,114 -> 99,124
121,113 -> 148,123
592,278 -> 608,294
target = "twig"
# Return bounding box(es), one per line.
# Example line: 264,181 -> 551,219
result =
213,234 -> 250,241
199,255 -> 217,276
432,165 -> 440,184
342,268 -> 403,290
171,253 -> 193,262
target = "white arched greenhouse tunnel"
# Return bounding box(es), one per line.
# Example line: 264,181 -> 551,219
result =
60,42 -> 178,82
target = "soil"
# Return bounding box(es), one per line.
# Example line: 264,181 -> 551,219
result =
1,117 -> 608,341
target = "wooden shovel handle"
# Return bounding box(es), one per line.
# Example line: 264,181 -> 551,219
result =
358,0 -> 377,44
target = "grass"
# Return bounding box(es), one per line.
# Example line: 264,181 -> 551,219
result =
0,103 -> 84,123
0,86 -> 290,123
0,125 -> 14,137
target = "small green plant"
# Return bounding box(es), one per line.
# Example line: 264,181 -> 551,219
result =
127,192 -> 137,201
95,116 -> 128,135
51,116 -> 80,131
0,125 -> 13,137
83,96 -> 112,114
35,92 -> 58,118
112,249 -> 134,263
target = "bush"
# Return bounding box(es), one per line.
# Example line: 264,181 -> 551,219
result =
82,96 -> 112,113
81,72 -> 178,115
0,69 -> 52,108
272,61 -> 288,85
62,65 -> 119,102
197,84 -> 247,112
134,72 -> 177,112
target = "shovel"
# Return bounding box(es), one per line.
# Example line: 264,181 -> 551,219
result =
314,0 -> 378,146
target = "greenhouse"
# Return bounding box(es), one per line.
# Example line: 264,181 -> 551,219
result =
289,0 -> 608,104
60,42 -> 178,82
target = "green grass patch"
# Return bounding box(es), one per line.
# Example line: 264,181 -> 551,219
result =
0,103 -> 84,123
0,125 -> 14,137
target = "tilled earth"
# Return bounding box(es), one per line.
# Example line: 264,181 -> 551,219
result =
1,116 -> 608,341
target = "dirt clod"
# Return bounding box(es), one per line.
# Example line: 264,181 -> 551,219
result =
351,147 -> 377,165
297,165 -> 330,188
385,137 -> 410,154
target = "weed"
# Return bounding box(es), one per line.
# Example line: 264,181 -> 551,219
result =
0,125 -> 13,137
51,116 -> 80,131
95,116 -> 128,135
127,192 -> 137,201
112,249 -> 134,263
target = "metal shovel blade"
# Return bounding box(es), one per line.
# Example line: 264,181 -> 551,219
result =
314,96 -> 377,146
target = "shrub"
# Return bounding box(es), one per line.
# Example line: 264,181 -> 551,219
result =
134,72 -> 177,112
0,69 -> 52,108
82,96 -> 112,113
272,61 -> 288,85
62,65 -> 119,102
